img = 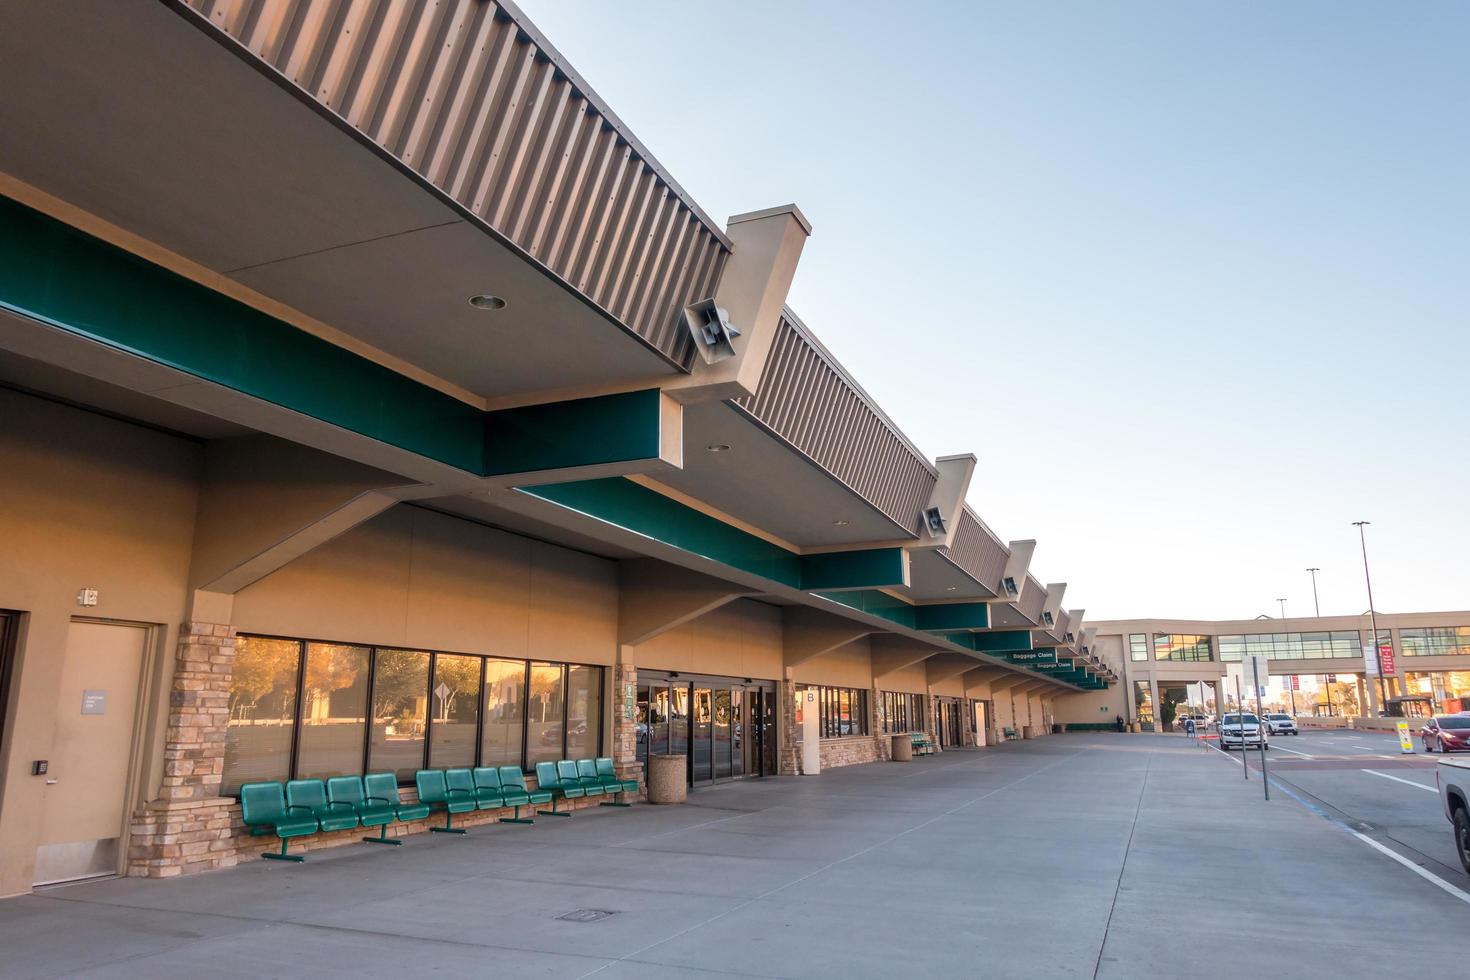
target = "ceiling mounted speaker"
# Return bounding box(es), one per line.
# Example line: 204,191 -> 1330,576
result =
921,506 -> 947,538
681,298 -> 741,364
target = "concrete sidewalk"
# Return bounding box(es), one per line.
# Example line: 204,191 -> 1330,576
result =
2,735 -> 1465,979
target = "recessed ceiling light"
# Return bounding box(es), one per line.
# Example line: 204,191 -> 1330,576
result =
469,294 -> 507,311
946,586 -> 958,592
832,519 -> 849,527
706,444 -> 730,453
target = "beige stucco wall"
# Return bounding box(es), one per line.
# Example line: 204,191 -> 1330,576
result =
233,506 -> 618,666
0,391 -> 200,897
632,598 -> 783,680
929,676 -> 966,697
877,661 -> 928,695
792,635 -> 874,688
1052,688 -> 1124,725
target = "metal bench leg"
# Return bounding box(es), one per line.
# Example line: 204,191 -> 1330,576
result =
601,791 -> 632,808
262,837 -> 305,862
363,823 -> 402,845
538,796 -> 572,817
430,810 -> 467,834
500,804 -> 534,825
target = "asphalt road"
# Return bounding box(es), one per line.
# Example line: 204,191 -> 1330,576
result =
1214,726 -> 1465,881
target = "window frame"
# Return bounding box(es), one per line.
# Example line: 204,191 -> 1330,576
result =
225,632 -> 604,794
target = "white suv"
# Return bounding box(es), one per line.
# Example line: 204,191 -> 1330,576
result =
1262,713 -> 1298,736
1218,712 -> 1268,750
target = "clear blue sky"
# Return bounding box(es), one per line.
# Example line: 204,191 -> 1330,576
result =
519,1 -> 1469,621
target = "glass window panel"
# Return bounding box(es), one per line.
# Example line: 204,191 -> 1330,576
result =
429,654 -> 480,769
481,659 -> 525,768
297,642 -> 370,780
224,636 -> 301,795
731,688 -> 744,777
669,685 -> 688,757
636,685 -> 651,768
526,663 -> 566,766
651,685 -> 671,756
369,649 -> 430,780
566,664 -> 601,760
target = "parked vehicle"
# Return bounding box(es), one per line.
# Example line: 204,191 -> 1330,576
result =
1178,713 -> 1208,733
1436,756 -> 1470,873
1421,714 -> 1470,753
1262,713 -> 1298,736
1218,713 -> 1268,751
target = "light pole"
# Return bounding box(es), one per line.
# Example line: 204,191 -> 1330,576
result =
1353,521 -> 1384,716
1305,568 -> 1321,617
1277,598 -> 1287,620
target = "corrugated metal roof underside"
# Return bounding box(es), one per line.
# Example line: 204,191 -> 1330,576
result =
183,0 -> 727,366
937,510 -> 1009,593
732,314 -> 937,535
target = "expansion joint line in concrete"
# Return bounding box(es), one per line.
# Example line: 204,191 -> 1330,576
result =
570,747 -> 1094,980
1091,749 -> 1153,980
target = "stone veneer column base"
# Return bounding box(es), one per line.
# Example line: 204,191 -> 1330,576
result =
128,798 -> 237,877
127,622 -> 236,877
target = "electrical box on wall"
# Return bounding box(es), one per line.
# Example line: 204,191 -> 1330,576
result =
76,588 -> 98,607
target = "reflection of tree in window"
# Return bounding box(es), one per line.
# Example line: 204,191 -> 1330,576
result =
297,643 -> 369,780
370,649 -> 429,779
224,636 -> 301,792
430,653 -> 480,768
526,663 -> 565,765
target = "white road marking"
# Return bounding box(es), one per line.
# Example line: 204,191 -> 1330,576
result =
1272,745 -> 1314,758
1361,769 -> 1437,793
1350,831 -> 1470,906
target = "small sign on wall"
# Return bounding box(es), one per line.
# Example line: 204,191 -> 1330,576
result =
81,690 -> 106,715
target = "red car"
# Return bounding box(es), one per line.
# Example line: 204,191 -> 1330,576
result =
1421,715 -> 1470,752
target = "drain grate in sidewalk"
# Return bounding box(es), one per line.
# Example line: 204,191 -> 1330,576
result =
556,909 -> 619,923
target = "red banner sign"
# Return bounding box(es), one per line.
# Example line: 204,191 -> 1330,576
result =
1379,644 -> 1396,675
1289,675 -> 1300,691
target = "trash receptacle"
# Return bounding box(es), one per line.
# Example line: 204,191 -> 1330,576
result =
647,755 -> 687,804
1052,723 -> 1062,734
890,734 -> 913,761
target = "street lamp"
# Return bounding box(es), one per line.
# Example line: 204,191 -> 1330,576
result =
1353,521 -> 1384,717
1277,597 -> 1287,620
1305,568 -> 1321,617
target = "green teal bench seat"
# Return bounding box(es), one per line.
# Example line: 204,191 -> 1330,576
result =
327,775 -> 400,845
535,761 -> 583,816
473,767 -> 531,824
562,759 -> 605,800
286,779 -> 360,834
415,769 -> 476,834
593,757 -> 637,806
239,781 -> 319,862
364,772 -> 431,824
500,766 -> 553,819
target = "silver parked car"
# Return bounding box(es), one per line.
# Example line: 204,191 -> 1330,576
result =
1262,713 -> 1298,736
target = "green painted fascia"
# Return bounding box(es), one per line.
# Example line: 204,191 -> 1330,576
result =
520,478 -> 803,585
913,603 -> 990,632
0,196 -> 677,480
800,548 -> 908,592
483,388 -> 664,476
0,195 -> 486,471
967,629 -> 1031,652
813,590 -> 919,631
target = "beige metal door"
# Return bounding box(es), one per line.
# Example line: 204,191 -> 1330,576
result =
33,620 -> 147,885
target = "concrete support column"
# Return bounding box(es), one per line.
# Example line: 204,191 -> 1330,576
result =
127,621 -> 237,878
1354,674 -> 1368,719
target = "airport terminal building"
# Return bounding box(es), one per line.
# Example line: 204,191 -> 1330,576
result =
0,1 -> 1119,895
1074,612 -> 1470,727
